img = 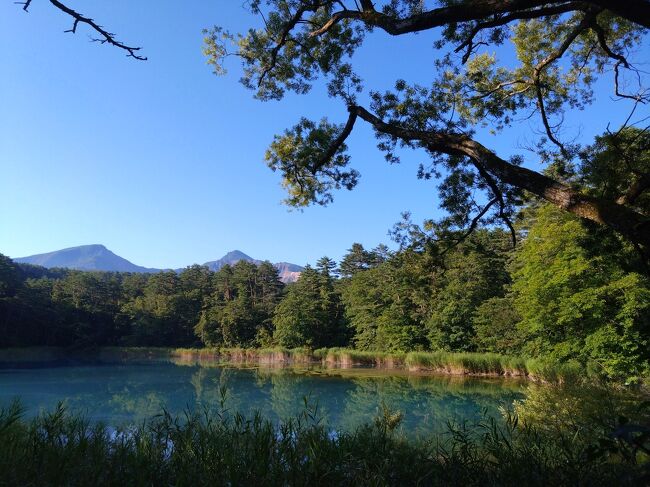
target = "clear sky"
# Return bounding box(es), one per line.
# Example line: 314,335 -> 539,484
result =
1,1 -> 645,268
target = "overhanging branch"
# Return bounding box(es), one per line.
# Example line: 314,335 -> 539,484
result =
20,0 -> 146,60
344,104 -> 650,248
310,0 -> 650,38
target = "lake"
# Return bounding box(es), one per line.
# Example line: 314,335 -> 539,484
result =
0,360 -> 525,436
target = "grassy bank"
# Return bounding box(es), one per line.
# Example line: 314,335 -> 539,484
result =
0,346 -> 581,382
0,400 -> 645,486
172,347 -> 577,382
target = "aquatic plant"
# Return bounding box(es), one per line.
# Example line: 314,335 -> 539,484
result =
0,398 -> 647,486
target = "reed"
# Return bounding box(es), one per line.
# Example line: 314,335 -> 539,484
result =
0,347 -> 581,382
0,400 -> 642,486
405,351 -> 529,376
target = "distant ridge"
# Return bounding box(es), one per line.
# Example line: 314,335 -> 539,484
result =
14,244 -> 160,273
203,250 -> 261,271
14,245 -> 303,283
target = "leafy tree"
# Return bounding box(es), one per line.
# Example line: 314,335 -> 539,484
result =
0,254 -> 21,298
195,261 -> 284,347
426,230 -> 512,351
120,271 -> 198,346
206,1 -> 649,254
273,262 -> 345,348
339,243 -> 374,278
510,204 -> 650,379
339,243 -> 392,278
579,127 -> 650,216
472,296 -> 524,354
50,271 -> 122,345
341,252 -> 428,352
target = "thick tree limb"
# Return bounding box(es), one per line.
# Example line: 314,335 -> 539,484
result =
310,107 -> 358,171
331,105 -> 650,248
310,0 -> 650,38
588,0 -> 650,28
618,173 -> 650,205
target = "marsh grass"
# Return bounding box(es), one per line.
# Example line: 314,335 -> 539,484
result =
404,352 -> 583,383
405,351 -> 528,376
0,399 -> 644,486
314,347 -> 406,367
2,346 -> 575,381
163,348 -> 578,382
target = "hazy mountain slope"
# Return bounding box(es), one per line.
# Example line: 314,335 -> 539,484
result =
14,246 -> 303,282
202,250 -> 261,271
14,244 -> 160,273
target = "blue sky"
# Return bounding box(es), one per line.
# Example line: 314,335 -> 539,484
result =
0,1 -> 645,268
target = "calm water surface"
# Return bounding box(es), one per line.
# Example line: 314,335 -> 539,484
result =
0,361 -> 525,436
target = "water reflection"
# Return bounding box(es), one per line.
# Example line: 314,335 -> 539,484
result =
0,361 -> 525,435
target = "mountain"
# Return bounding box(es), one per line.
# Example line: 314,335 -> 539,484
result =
202,250 -> 261,271
13,246 -> 303,282
14,244 -> 160,273
274,262 -> 303,283
201,250 -> 303,283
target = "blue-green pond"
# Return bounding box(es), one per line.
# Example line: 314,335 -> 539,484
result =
0,360 -> 525,436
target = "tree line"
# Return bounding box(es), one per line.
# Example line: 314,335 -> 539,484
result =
1,204 -> 648,380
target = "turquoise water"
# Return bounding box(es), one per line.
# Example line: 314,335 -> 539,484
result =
0,361 -> 525,436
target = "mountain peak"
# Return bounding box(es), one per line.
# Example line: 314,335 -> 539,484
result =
13,245 -> 303,283
222,250 -> 253,260
14,244 -> 158,273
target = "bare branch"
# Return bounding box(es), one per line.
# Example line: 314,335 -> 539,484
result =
36,0 -> 147,60
15,0 -> 33,12
470,160 -> 518,247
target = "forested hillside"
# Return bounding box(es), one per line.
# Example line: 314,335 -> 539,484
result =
2,204 -> 648,380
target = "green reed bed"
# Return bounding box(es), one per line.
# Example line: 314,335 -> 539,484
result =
0,347 -> 584,382
405,351 -> 528,376
314,347 -> 406,367
0,398 -> 645,487
171,347 -> 582,383
403,352 -> 580,382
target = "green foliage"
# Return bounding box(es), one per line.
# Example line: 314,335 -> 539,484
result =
265,117 -> 359,206
273,262 -> 346,348
514,379 -> 650,455
341,252 -> 428,352
426,231 -> 512,351
195,261 -> 284,347
472,296 -> 524,354
0,400 -> 646,486
580,127 -> 650,212
511,205 -> 650,379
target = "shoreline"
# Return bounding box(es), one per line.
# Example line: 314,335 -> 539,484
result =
0,346 -> 574,382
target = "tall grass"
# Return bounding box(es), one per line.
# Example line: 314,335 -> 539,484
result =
404,352 -> 582,383
0,346 -> 577,381
314,347 -> 406,367
0,400 -> 644,486
405,351 -> 528,376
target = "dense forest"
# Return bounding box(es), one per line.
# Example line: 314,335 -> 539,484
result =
2,202 -> 648,381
